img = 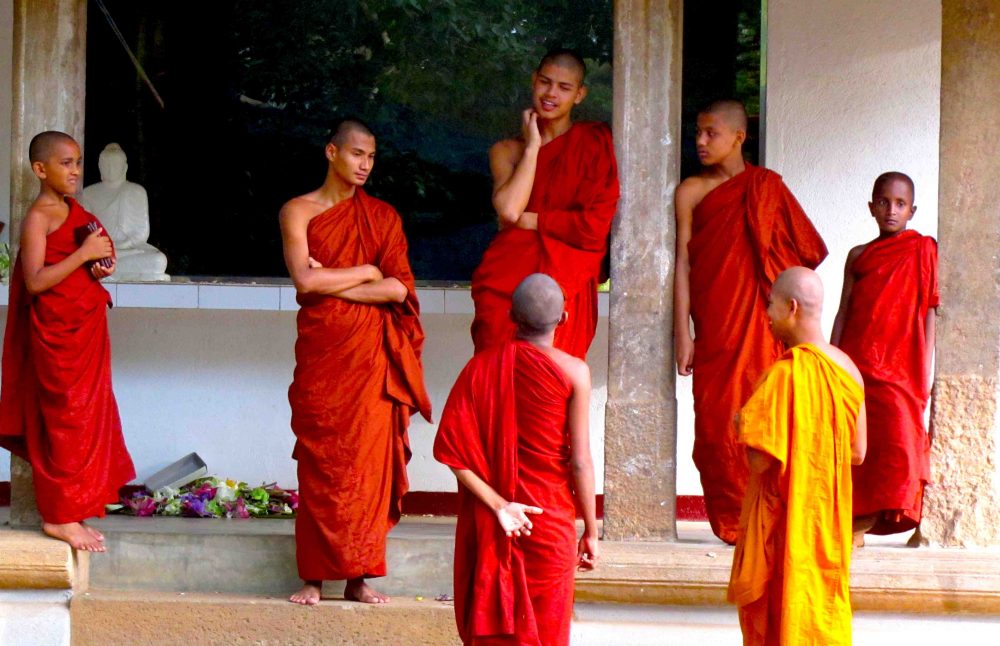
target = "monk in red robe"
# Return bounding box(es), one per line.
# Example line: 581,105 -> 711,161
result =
280,119 -> 431,606
472,48 -> 619,360
674,100 -> 828,544
436,273 -> 599,646
0,131 -> 135,552
729,267 -> 866,646
832,172 -> 938,546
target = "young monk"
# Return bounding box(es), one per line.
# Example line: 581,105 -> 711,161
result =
673,100 -> 828,544
471,48 -> 619,360
831,172 -> 938,547
280,118 -> 432,606
435,273 -> 599,646
0,131 -> 135,552
729,267 -> 866,646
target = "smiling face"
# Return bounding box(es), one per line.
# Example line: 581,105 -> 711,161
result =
531,62 -> 587,121
869,177 -> 916,236
32,140 -> 83,196
325,130 -> 376,187
695,111 -> 745,166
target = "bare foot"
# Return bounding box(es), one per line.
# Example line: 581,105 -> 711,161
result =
42,522 -> 106,552
852,514 -> 877,548
345,578 -> 389,604
289,580 -> 322,606
81,521 -> 105,542
906,526 -> 925,548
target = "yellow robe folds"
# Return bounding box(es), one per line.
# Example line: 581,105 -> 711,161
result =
728,344 -> 863,646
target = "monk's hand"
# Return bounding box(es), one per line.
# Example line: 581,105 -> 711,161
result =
521,109 -> 542,151
80,227 -> 114,262
675,334 -> 694,376
496,502 -> 543,538
363,264 -> 383,282
307,256 -> 323,269
91,256 -> 116,279
577,535 -> 599,571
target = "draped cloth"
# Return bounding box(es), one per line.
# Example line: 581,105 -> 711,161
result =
0,197 -> 135,524
471,122 -> 619,359
434,341 -> 577,646
728,344 -> 863,646
836,231 -> 938,534
288,189 -> 431,581
687,165 -> 827,544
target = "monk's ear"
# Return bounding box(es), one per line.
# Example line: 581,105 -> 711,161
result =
868,201 -> 877,218
574,85 -> 588,105
31,160 -> 47,179
324,143 -> 338,162
558,311 -> 568,326
788,298 -> 800,317
734,128 -> 746,147
910,204 -> 918,218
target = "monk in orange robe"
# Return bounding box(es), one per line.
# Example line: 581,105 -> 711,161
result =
472,48 -> 619,360
280,119 -> 431,606
674,100 -> 827,544
0,131 -> 134,552
729,267 -> 866,646
832,172 -> 938,545
435,273 -> 598,646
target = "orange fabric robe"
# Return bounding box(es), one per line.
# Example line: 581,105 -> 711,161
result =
728,344 -> 862,646
434,341 -> 577,646
471,122 -> 619,360
0,197 -> 135,524
836,231 -> 938,534
688,165 -> 827,544
288,189 -> 431,582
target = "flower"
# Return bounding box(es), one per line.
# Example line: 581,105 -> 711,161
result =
113,476 -> 299,519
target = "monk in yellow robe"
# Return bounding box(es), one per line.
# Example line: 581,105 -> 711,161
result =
728,267 -> 867,646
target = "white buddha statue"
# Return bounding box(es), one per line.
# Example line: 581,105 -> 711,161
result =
82,143 -> 169,282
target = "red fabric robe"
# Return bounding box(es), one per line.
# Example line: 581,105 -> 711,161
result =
688,165 -> 827,544
836,230 -> 938,534
288,189 -> 431,581
0,197 -> 135,524
434,341 -> 577,646
471,122 -> 619,359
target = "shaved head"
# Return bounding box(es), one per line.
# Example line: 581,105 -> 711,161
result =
537,48 -> 587,84
699,100 -> 748,133
872,171 -> 915,201
328,118 -> 374,147
29,131 -> 78,163
772,267 -> 824,320
511,273 -> 565,336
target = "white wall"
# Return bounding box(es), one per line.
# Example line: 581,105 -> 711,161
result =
1,306 -> 608,493
675,0 -> 942,495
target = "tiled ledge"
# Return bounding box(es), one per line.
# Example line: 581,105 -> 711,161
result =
0,279 -> 611,317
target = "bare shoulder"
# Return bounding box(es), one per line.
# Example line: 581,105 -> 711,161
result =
23,200 -> 65,236
675,175 -> 714,211
279,192 -> 325,223
489,137 -> 524,164
544,347 -> 591,390
846,242 -> 868,265
816,343 -> 864,388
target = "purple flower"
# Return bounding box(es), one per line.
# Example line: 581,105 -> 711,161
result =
286,490 -> 299,511
126,495 -> 157,517
181,493 -> 212,518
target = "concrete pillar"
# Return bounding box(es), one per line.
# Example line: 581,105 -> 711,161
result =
603,0 -> 683,541
7,0 -> 88,527
922,0 -> 1000,547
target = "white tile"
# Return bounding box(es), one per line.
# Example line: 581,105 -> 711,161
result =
102,282 -> 117,306
198,285 -> 280,311
598,292 -> 610,318
0,284 -> 9,307
115,283 -> 199,309
279,287 -> 300,312
444,289 -> 475,314
415,288 -> 444,314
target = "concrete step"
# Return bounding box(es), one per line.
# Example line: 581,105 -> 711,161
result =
88,515 -> 1000,616
87,515 -> 455,598
71,589 -> 459,646
70,591 -> 1000,646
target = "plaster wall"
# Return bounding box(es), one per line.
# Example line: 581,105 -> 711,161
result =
0,590 -> 72,646
0,0 -> 11,240
674,0 -> 942,495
